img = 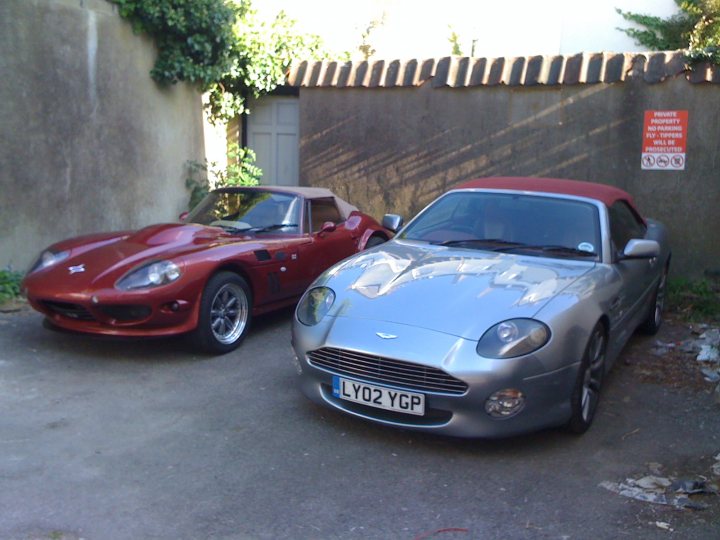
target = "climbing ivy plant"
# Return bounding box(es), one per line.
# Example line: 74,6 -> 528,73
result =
112,0 -> 326,122
207,7 -> 326,121
617,0 -> 720,64
112,0 -> 239,86
185,144 -> 263,210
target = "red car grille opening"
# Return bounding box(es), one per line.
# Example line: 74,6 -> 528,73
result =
308,347 -> 468,395
42,301 -> 95,321
98,305 -> 152,322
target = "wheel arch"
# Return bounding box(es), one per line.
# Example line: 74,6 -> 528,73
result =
596,314 -> 610,336
595,315 -> 611,370
207,262 -> 255,301
359,229 -> 389,249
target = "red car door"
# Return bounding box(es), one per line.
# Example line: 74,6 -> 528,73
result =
293,197 -> 358,289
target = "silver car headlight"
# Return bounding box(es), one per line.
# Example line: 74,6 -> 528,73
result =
28,249 -> 70,274
296,287 -> 335,326
116,260 -> 182,290
477,319 -> 550,359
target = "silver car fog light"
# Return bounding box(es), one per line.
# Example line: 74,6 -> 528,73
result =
485,389 -> 525,418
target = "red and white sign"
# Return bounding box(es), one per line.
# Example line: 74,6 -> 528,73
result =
641,110 -> 688,170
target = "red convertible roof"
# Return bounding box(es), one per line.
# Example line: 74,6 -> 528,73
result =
455,177 -> 635,209
218,185 -> 359,219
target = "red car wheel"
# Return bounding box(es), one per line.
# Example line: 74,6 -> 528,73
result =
193,272 -> 252,354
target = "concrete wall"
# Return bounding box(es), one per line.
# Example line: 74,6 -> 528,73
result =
298,78 -> 720,279
0,0 -> 205,270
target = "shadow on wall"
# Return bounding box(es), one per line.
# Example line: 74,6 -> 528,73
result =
302,84 -> 637,219
299,79 -> 719,278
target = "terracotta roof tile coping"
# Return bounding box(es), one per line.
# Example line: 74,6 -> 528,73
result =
288,51 -> 719,88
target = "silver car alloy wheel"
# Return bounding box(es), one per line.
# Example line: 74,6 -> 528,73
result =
210,282 -> 249,345
580,327 -> 606,422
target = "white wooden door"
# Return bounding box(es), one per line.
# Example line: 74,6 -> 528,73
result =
248,97 -> 299,186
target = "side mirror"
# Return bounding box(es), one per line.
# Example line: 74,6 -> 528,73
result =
382,214 -> 404,233
179,211 -> 189,222
319,221 -> 337,234
622,239 -> 660,259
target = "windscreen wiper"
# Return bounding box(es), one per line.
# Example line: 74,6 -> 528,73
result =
247,223 -> 299,233
217,224 -> 250,233
434,238 -> 524,248
494,244 -> 597,257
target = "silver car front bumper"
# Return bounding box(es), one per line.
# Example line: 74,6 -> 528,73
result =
292,315 -> 580,438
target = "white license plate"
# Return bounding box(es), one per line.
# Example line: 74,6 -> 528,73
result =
332,376 -> 425,416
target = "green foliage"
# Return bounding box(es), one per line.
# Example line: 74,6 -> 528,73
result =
616,4 -> 694,50
616,1 -> 720,64
207,6 -> 327,122
667,277 -> 720,322
112,0 -> 239,86
0,268 -> 23,304
358,14 -> 386,60
218,144 -> 263,186
448,26 -> 463,56
113,0 -> 327,122
684,0 -> 720,62
186,143 -> 262,210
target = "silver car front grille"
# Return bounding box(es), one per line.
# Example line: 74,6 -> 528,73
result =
307,347 -> 468,395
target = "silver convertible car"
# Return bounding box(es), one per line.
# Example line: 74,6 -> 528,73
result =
291,177 -> 671,438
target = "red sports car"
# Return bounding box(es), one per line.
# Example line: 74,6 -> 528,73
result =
22,186 -> 391,353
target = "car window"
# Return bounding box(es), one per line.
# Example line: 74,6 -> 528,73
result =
400,191 -> 601,260
186,190 -> 301,234
308,198 -> 343,233
608,201 -> 647,255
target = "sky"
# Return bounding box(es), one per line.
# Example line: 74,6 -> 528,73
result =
255,0 -> 680,59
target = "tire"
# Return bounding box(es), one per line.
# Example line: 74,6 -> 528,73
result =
193,272 -> 252,354
638,263 -> 668,335
566,322 -> 607,434
364,235 -> 386,249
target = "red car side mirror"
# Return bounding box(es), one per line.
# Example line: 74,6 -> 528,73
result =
319,221 -> 337,235
179,211 -> 189,222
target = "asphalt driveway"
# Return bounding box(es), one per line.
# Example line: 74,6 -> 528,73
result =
1,307 -> 718,540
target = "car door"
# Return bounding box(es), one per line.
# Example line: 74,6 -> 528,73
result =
296,197 -> 358,286
608,201 -> 657,339
237,192 -> 311,303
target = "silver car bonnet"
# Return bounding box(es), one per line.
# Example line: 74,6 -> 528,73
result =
319,239 -> 596,339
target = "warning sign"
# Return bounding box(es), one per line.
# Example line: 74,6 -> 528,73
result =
641,110 -> 688,170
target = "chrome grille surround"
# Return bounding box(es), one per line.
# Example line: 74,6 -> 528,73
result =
307,347 -> 468,395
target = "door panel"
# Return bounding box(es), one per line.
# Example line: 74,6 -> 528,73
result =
607,200 -> 657,341
252,133 -> 272,177
300,227 -> 357,280
248,97 -> 299,186
277,133 -> 298,186
250,238 -> 310,303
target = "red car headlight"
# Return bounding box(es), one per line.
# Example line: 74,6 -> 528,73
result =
116,260 -> 182,291
28,249 -> 70,274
